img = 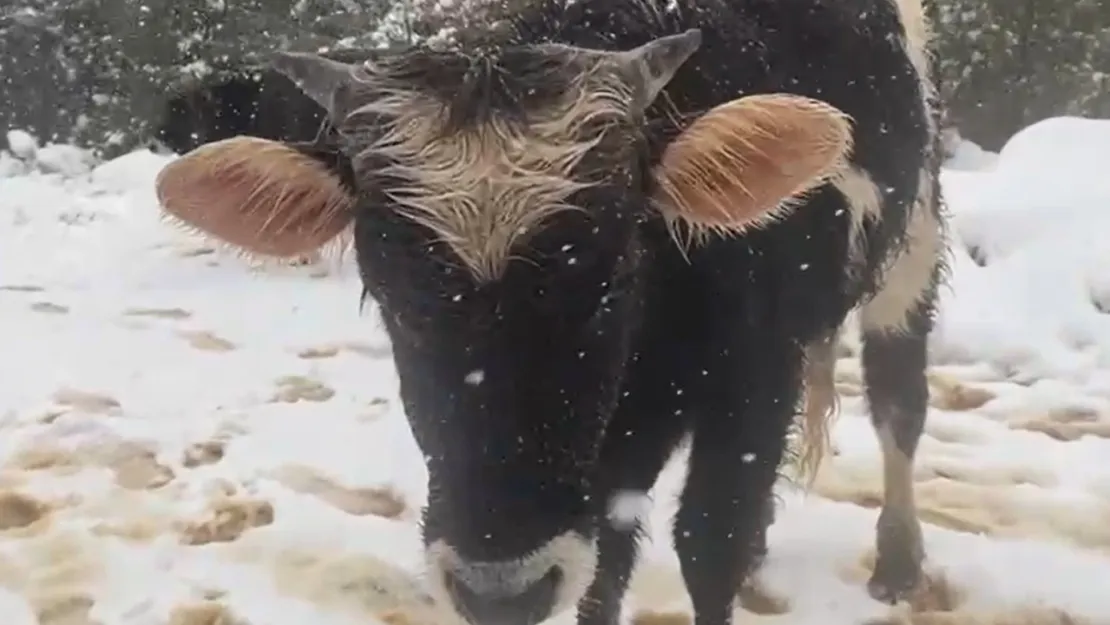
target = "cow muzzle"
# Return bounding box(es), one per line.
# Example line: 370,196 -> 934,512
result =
425,531 -> 598,625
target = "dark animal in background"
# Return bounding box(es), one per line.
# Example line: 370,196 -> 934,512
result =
151,48 -> 381,155
154,0 -> 946,624
150,50 -> 383,267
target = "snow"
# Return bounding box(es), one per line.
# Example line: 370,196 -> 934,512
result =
2,118 -> 1109,625
6,129 -> 39,160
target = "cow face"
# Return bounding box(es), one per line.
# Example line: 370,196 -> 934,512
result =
154,31 -> 853,625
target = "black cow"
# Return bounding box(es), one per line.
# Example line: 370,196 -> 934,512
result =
151,48 -> 382,155
153,0 -> 946,624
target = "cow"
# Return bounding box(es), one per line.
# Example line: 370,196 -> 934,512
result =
152,0 -> 946,624
151,48 -> 384,156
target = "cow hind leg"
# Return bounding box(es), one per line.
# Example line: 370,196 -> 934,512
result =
858,243 -> 942,603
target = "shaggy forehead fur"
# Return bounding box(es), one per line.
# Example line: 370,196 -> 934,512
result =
342,45 -> 637,281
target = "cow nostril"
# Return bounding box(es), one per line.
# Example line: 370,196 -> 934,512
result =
444,565 -> 563,625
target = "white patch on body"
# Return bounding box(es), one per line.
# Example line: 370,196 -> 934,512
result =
607,489 -> 652,530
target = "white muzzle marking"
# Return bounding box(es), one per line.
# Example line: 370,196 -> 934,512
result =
424,530 -> 598,621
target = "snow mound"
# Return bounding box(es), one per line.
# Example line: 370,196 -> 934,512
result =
943,132 -> 999,171
933,116 -> 1110,383
1,128 -> 101,178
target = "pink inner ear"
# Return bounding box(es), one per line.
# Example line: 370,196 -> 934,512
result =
652,94 -> 853,236
155,136 -> 355,258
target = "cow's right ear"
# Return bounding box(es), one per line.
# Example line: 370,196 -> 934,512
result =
155,136 -> 355,259
650,94 -> 853,242
271,52 -> 362,120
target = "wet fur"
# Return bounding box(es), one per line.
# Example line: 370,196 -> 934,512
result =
156,137 -> 356,258
156,0 -> 945,622
341,50 -> 636,281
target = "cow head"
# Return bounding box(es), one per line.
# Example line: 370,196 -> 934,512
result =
156,31 -> 852,625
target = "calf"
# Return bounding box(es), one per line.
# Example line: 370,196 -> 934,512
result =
154,0 -> 946,624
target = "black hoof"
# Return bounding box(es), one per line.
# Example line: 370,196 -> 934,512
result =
866,557 -> 921,604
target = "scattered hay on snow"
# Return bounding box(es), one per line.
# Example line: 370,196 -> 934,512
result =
179,496 -> 275,546
271,464 -> 408,519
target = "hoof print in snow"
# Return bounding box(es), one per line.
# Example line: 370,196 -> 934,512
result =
1010,407 -> 1110,441
927,375 -> 995,412
169,600 -> 246,625
270,376 -> 335,403
630,611 -> 691,625
929,459 -> 1057,489
0,470 -> 26,489
1012,420 -> 1110,441
110,447 -> 176,490
35,592 -> 97,625
180,497 -> 275,545
124,307 -> 193,319
922,420 -> 991,446
37,408 -> 74,425
272,464 -> 407,519
737,577 -> 790,615
0,284 -> 45,292
269,549 -> 432,620
359,397 -> 391,422
182,441 -> 226,468
861,597 -> 1086,625
176,246 -> 217,258
52,388 -> 122,415
297,345 -> 340,359
6,437 -> 174,491
378,610 -> 423,625
31,301 -> 69,314
0,490 -> 50,531
6,445 -> 78,472
341,341 -> 393,359
179,330 -> 237,352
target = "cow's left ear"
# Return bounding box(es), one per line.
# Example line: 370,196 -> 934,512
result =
155,136 -> 356,259
651,93 -> 854,240
271,52 -> 363,120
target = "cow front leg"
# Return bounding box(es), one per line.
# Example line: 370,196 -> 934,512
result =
672,345 -> 801,625
745,495 -> 776,578
577,428 -> 685,625
577,362 -> 694,625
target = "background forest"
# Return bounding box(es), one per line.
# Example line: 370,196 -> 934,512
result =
1,0 -> 1107,158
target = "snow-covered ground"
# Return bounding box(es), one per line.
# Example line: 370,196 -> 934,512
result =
2,117 -> 1110,625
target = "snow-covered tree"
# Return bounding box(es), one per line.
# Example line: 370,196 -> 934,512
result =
0,0 -> 1106,156
932,0 -> 1110,149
